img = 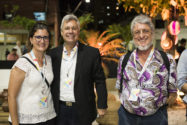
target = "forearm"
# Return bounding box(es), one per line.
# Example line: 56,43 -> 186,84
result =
181,83 -> 187,94
8,67 -> 25,125
169,92 -> 177,97
8,96 -> 19,125
167,92 -> 177,107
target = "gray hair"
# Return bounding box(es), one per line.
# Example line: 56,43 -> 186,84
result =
130,14 -> 155,35
60,14 -> 80,30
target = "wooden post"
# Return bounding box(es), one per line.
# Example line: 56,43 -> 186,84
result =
54,0 -> 59,47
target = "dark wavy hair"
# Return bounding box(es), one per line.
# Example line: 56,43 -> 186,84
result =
27,22 -> 51,51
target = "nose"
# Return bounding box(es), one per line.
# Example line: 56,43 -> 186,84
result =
68,28 -> 73,33
40,37 -> 45,43
139,30 -> 144,38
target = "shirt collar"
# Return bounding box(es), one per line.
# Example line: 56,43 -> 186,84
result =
63,42 -> 79,54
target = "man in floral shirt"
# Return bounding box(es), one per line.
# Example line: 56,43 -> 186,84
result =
116,14 -> 177,125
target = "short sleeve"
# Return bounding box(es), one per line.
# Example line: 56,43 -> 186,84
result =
13,57 -> 30,73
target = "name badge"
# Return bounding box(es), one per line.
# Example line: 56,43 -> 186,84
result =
63,78 -> 72,88
39,96 -> 48,108
129,88 -> 140,101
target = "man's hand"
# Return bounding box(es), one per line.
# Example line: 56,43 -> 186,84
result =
167,92 -> 177,107
97,109 -> 107,117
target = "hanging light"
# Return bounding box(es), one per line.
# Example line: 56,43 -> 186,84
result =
180,0 -> 185,6
185,16 -> 187,26
160,37 -> 173,50
97,42 -> 102,48
174,36 -> 178,45
85,0 -> 90,3
161,31 -> 167,41
168,21 -> 180,35
170,0 -> 177,7
161,8 -> 170,20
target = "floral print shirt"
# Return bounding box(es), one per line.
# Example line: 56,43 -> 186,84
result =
116,49 -> 177,116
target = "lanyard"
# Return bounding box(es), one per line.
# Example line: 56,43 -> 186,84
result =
22,55 -> 50,88
62,45 -> 78,61
30,50 -> 46,71
134,47 -> 154,80
62,45 -> 78,77
30,50 -> 46,82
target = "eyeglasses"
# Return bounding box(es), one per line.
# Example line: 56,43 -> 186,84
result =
133,29 -> 151,37
34,36 -> 49,42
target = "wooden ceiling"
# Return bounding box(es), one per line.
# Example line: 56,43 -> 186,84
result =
0,0 -> 57,26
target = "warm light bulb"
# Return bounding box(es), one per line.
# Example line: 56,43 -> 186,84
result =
85,0 -> 90,3
161,31 -> 167,41
168,21 -> 180,35
161,8 -> 170,20
170,0 -> 177,7
174,36 -> 178,45
185,16 -> 187,26
160,38 -> 173,50
98,42 -> 102,46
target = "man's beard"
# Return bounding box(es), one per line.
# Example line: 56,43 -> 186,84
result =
134,41 -> 153,51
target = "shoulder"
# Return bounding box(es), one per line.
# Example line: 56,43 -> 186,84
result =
17,53 -> 30,62
120,51 -> 133,61
47,45 -> 63,56
156,50 -> 175,62
166,53 -> 174,60
80,43 -> 98,50
13,54 -> 31,72
49,45 -> 62,53
156,50 -> 177,69
79,43 -> 99,54
117,51 -> 132,66
179,49 -> 187,60
155,49 -> 171,59
181,49 -> 187,55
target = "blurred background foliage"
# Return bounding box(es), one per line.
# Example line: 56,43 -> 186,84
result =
0,5 -> 36,30
78,13 -> 131,77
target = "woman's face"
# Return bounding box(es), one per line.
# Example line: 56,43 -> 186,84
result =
30,29 -> 49,52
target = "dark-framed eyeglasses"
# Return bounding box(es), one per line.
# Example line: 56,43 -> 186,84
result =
34,36 -> 49,42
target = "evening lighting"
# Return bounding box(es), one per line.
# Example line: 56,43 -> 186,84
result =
160,38 -> 173,50
168,21 -> 180,35
85,0 -> 90,3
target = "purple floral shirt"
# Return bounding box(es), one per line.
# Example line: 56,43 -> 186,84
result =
116,49 -> 177,116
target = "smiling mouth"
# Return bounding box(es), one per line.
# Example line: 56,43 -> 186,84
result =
68,37 -> 74,39
38,43 -> 47,47
137,36 -> 148,41
66,33 -> 75,37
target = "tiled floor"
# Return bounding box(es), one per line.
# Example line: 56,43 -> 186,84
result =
168,106 -> 187,125
1,103 -> 187,125
1,86 -> 187,125
95,91 -> 187,125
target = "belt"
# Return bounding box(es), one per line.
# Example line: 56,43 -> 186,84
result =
60,101 -> 74,107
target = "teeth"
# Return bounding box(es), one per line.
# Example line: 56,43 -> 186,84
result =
68,34 -> 73,36
138,39 -> 147,41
